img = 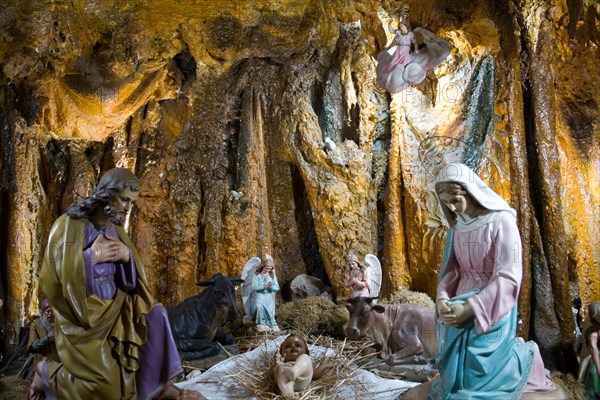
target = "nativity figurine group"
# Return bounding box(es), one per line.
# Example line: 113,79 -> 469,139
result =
343,251 -> 382,299
27,299 -> 59,367
29,163 -> 578,400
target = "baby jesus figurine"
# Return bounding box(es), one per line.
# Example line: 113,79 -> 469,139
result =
271,335 -> 332,399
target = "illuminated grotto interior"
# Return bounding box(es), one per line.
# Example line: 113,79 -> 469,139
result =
0,0 -> 598,388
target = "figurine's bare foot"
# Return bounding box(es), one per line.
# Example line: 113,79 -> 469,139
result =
281,389 -> 299,400
28,362 -> 45,400
255,324 -> 270,332
521,385 -> 568,400
157,382 -> 206,400
401,381 -> 432,400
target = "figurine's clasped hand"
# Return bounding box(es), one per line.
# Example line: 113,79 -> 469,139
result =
437,299 -> 474,327
449,302 -> 474,325
436,299 -> 455,326
91,234 -> 131,265
436,299 -> 451,316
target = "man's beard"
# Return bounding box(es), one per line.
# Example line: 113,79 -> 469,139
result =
104,204 -> 127,226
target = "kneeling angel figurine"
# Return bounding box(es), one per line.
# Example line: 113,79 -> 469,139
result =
344,251 -> 382,299
242,255 -> 280,332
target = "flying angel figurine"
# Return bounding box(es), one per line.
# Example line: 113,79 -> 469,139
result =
376,14 -> 450,93
344,251 -> 382,299
241,256 -> 281,332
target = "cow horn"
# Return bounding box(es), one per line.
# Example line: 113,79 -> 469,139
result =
196,273 -> 221,286
230,278 -> 244,286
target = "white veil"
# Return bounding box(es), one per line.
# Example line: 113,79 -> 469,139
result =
434,163 -> 516,232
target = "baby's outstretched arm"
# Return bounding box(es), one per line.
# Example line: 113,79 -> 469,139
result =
313,358 -> 334,380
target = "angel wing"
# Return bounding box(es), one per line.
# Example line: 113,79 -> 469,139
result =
411,27 -> 450,71
365,254 -> 382,299
241,257 -> 261,316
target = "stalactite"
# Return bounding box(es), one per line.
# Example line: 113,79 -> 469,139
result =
495,4 -> 534,339
527,25 -> 577,374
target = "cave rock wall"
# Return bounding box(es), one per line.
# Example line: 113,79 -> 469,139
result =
0,0 -> 598,371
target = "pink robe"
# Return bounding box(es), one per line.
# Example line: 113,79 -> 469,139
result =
345,270 -> 370,298
381,31 -> 414,73
437,214 -> 554,392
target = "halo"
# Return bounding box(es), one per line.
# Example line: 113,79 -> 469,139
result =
397,5 -> 411,26
416,135 -> 503,188
68,133 -> 191,199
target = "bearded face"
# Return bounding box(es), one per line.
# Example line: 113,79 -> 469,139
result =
42,306 -> 54,324
104,187 -> 139,226
104,204 -> 126,226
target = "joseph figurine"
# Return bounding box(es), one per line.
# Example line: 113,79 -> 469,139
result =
31,168 -> 204,399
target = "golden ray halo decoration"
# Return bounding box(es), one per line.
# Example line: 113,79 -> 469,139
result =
70,144 -> 163,199
417,135 -> 503,189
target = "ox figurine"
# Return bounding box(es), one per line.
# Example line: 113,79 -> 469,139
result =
344,296 -> 438,365
167,273 -> 244,360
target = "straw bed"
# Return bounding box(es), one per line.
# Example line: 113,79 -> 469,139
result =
227,334 -> 375,399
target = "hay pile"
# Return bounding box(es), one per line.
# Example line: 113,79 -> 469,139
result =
549,371 -> 587,400
235,331 -> 282,354
276,296 -> 348,337
0,375 -> 29,400
381,287 -> 435,308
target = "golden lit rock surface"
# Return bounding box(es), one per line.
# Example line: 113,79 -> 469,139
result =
0,0 -> 597,372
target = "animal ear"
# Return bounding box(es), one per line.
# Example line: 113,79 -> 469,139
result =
231,278 -> 244,286
372,305 -> 385,314
345,303 -> 354,312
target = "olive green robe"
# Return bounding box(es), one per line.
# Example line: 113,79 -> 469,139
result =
40,215 -> 155,399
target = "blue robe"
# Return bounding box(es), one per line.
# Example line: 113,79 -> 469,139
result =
249,273 -> 280,328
